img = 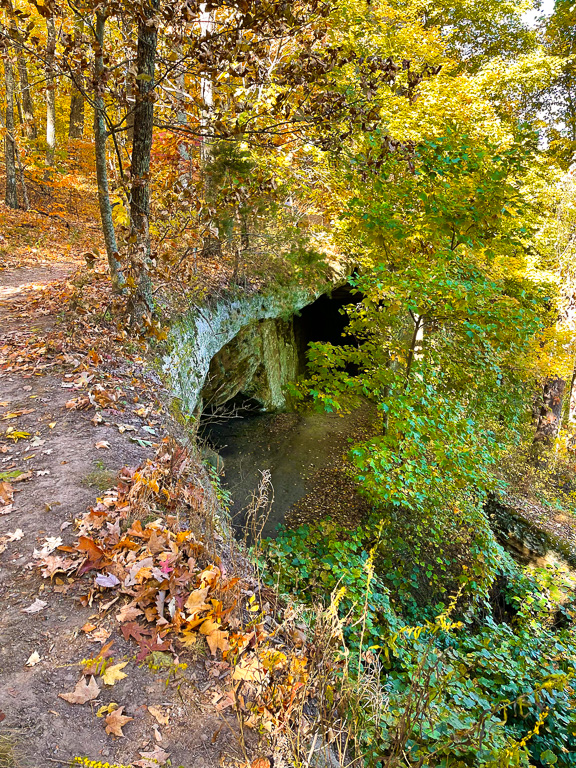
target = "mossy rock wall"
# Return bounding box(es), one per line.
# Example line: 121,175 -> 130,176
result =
163,286 -> 321,416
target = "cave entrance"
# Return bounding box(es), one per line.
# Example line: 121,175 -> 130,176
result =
294,284 -> 360,353
199,283 -> 361,419
197,283 -> 370,539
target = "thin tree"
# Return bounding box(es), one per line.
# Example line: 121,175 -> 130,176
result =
10,19 -> 37,139
68,16 -> 84,138
94,12 -> 125,292
45,14 -> 56,165
3,51 -> 18,208
127,0 -> 160,322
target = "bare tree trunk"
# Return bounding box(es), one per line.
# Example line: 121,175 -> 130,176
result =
94,13 -> 125,293
121,17 -> 135,147
11,20 -> 37,139
199,4 -> 219,256
534,376 -> 566,446
68,17 -> 85,138
45,15 -> 56,166
127,0 -> 160,323
4,54 -> 18,208
15,90 -> 23,131
15,143 -> 29,210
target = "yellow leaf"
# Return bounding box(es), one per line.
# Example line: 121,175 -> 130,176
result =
184,586 -> 209,617
199,618 -> 229,656
97,702 -> 119,717
101,661 -> 128,686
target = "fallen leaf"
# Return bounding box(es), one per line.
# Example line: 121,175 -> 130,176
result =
232,656 -> 266,684
116,604 -> 144,623
66,396 -> 90,410
33,536 -> 63,558
59,676 -> 100,704
1,409 -> 35,420
104,705 -> 133,736
184,586 -> 210,617
12,471 -> 32,482
133,746 -> 170,767
89,627 -> 111,643
22,598 -> 47,614
6,431 -> 30,442
95,572 -> 120,588
148,705 -> 169,726
48,422 -> 56,429
199,618 -> 229,656
95,440 -> 111,450
252,760 -> 271,768
101,661 -> 128,686
37,554 -> 75,578
26,651 -> 41,666
96,702 -> 119,717
82,623 -> 97,633
0,481 -> 14,512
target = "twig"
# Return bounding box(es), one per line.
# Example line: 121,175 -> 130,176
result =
30,208 -> 71,229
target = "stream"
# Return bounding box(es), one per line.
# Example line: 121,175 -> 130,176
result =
201,404 -> 378,539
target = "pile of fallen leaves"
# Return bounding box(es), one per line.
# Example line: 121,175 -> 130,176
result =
0,270 -> 136,377
36,440 -> 337,744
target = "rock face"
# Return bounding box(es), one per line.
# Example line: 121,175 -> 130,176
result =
163,285 -> 323,416
201,316 -> 301,411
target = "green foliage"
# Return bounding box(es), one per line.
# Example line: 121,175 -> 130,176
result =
264,521 -> 576,767
298,130 -> 548,524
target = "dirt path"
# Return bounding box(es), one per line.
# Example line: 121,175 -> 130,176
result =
0,266 -> 246,768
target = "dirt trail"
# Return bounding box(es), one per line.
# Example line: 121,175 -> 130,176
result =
0,265 -> 245,768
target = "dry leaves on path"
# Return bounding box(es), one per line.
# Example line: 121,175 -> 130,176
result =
133,746 -> 170,767
25,651 -> 41,667
100,661 -> 128,686
0,481 -> 14,514
147,705 -> 170,726
22,598 -> 47,614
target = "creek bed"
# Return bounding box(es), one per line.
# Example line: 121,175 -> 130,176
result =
201,404 -> 378,538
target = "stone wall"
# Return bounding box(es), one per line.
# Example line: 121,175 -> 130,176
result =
162,285 -> 322,416
201,316 -> 301,411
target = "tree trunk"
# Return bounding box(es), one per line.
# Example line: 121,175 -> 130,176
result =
122,17 -> 135,147
68,18 -> 85,139
15,90 -> 23,131
11,20 -> 37,139
45,15 -> 56,166
94,13 -> 125,293
4,55 -> 19,209
127,0 -> 160,323
199,4 -> 219,256
534,376 -> 566,446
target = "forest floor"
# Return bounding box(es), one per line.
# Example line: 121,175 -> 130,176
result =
0,258 -> 260,768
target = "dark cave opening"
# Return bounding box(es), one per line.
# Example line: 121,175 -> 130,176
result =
294,283 -> 361,359
199,282 -> 362,422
